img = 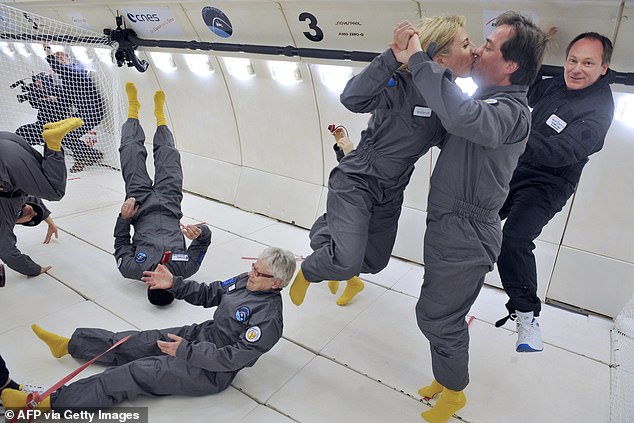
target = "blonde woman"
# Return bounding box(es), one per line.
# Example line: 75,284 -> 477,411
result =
290,16 -> 474,306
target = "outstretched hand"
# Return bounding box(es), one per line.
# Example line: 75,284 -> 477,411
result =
43,217 -> 58,244
157,333 -> 183,357
120,197 -> 139,220
142,264 -> 174,290
180,223 -> 202,240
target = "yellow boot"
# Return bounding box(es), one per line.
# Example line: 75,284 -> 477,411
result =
418,379 -> 444,399
32,324 -> 69,358
42,118 -> 84,152
327,280 -> 340,295
126,82 -> 140,119
336,276 -> 364,305
1,388 -> 51,410
289,268 -> 311,306
421,388 -> 466,423
154,90 -> 167,126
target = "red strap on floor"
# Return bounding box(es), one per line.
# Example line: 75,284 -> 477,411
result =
7,335 -> 131,423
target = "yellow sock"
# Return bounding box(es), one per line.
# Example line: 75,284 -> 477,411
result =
328,280 -> 340,295
42,118 -> 84,152
32,324 -> 69,358
0,388 -> 51,410
289,269 -> 311,306
336,276 -> 364,306
421,388 -> 466,423
126,82 -> 140,119
419,379 -> 444,399
154,90 -> 167,126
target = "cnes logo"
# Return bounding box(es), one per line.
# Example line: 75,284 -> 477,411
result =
127,12 -> 160,23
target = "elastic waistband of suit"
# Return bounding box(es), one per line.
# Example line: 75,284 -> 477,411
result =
428,192 -> 499,222
354,144 -> 418,167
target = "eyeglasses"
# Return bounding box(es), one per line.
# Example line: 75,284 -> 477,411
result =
251,263 -> 275,279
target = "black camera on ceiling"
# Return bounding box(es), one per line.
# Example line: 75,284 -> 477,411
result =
104,15 -> 149,73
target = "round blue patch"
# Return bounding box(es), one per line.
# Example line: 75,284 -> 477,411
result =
135,252 -> 147,263
235,306 -> 251,322
201,7 -> 233,38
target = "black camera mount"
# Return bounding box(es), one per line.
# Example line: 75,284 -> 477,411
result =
103,15 -> 149,73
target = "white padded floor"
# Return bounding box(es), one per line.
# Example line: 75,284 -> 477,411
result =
0,167 -> 612,423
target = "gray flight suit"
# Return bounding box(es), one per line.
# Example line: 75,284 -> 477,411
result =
52,273 -> 283,407
0,132 -> 66,276
301,49 -> 445,282
407,52 -> 530,391
113,119 -> 211,282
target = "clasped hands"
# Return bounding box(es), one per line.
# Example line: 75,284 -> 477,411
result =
390,21 -> 436,64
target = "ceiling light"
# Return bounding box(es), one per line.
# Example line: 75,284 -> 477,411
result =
0,42 -> 14,55
14,42 -> 31,57
185,54 -> 214,75
95,48 -> 113,65
30,43 -> 46,59
71,46 -> 92,65
318,65 -> 352,94
223,57 -> 255,80
150,52 -> 177,72
269,61 -> 301,84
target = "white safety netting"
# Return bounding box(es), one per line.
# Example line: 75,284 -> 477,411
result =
611,295 -> 634,423
0,4 -> 124,172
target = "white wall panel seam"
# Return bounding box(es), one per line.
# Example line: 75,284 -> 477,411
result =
305,62 -> 328,186
543,243 -> 563,304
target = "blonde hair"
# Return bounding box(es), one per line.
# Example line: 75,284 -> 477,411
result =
401,15 -> 466,70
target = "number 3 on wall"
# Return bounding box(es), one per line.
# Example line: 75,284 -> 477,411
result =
299,12 -> 324,42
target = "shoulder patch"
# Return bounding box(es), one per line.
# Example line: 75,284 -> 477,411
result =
221,276 -> 237,288
134,252 -> 147,263
245,326 -> 261,343
483,98 -> 498,105
117,257 -> 122,268
235,306 -> 251,322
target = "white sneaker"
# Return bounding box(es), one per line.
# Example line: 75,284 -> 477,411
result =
514,310 -> 544,352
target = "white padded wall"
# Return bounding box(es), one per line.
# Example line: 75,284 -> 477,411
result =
548,247 -> 634,317
560,91 -> 634,263
222,58 -> 323,184
545,90 -> 634,314
149,53 -> 241,165
235,167 -> 322,228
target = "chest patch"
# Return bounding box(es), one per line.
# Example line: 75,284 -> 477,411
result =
245,326 -> 261,343
546,113 -> 567,133
172,254 -> 189,262
235,306 -> 251,322
221,276 -> 237,288
135,252 -> 147,263
413,105 -> 432,118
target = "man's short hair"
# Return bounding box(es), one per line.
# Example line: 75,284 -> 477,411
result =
259,247 -> 296,288
566,32 -> 613,66
495,11 -> 548,86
